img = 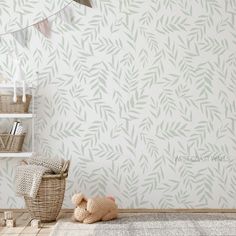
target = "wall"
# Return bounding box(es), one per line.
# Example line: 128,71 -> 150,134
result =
0,0 -> 236,209
0,0 -> 71,34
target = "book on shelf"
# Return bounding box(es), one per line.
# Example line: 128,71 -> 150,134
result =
9,121 -> 24,135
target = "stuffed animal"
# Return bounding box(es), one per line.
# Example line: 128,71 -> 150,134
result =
72,193 -> 118,224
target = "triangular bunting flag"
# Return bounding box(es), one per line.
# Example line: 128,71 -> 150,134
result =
73,0 -> 92,8
34,19 -> 51,38
12,29 -> 28,47
59,5 -> 74,24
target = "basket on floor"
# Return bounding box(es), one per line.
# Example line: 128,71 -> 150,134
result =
0,133 -> 25,152
24,161 -> 70,223
0,95 -> 31,113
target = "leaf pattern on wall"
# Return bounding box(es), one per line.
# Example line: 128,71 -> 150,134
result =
0,0 -> 236,209
0,0 -> 73,35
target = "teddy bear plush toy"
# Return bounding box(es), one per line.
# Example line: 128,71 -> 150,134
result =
72,193 -> 118,224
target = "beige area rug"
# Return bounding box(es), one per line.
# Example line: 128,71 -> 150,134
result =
50,213 -> 236,236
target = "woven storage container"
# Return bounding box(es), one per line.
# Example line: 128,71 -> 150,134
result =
24,161 -> 70,223
0,95 -> 31,113
0,134 -> 25,152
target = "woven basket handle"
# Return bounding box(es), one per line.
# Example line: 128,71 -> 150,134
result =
60,160 -> 70,177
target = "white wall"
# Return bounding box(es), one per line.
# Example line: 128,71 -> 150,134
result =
0,0 -> 236,209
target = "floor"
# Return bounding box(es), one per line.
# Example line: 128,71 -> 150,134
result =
1,211 -> 236,236
0,211 -> 71,236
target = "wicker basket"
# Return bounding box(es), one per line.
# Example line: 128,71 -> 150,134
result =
0,95 -> 31,113
0,133 -> 25,152
24,161 -> 70,223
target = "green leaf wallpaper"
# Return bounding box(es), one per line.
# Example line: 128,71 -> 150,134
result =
0,0 -> 236,209
0,0 -> 71,34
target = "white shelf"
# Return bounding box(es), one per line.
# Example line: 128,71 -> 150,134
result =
0,113 -> 34,118
0,83 -> 34,88
0,152 -> 33,157
0,82 -> 36,157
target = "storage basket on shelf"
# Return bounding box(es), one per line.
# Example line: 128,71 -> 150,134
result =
24,161 -> 70,223
0,133 -> 25,152
0,94 -> 31,113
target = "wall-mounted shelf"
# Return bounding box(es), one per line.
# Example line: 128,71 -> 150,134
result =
0,113 -> 34,118
0,83 -> 34,88
0,82 -> 36,157
0,152 -> 33,158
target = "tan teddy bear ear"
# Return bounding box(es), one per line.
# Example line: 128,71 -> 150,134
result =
72,193 -> 87,205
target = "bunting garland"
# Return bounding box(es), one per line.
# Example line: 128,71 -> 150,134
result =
73,0 -> 92,8
34,19 -> 51,38
58,5 -> 74,24
10,0 -> 91,47
12,29 -> 28,47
